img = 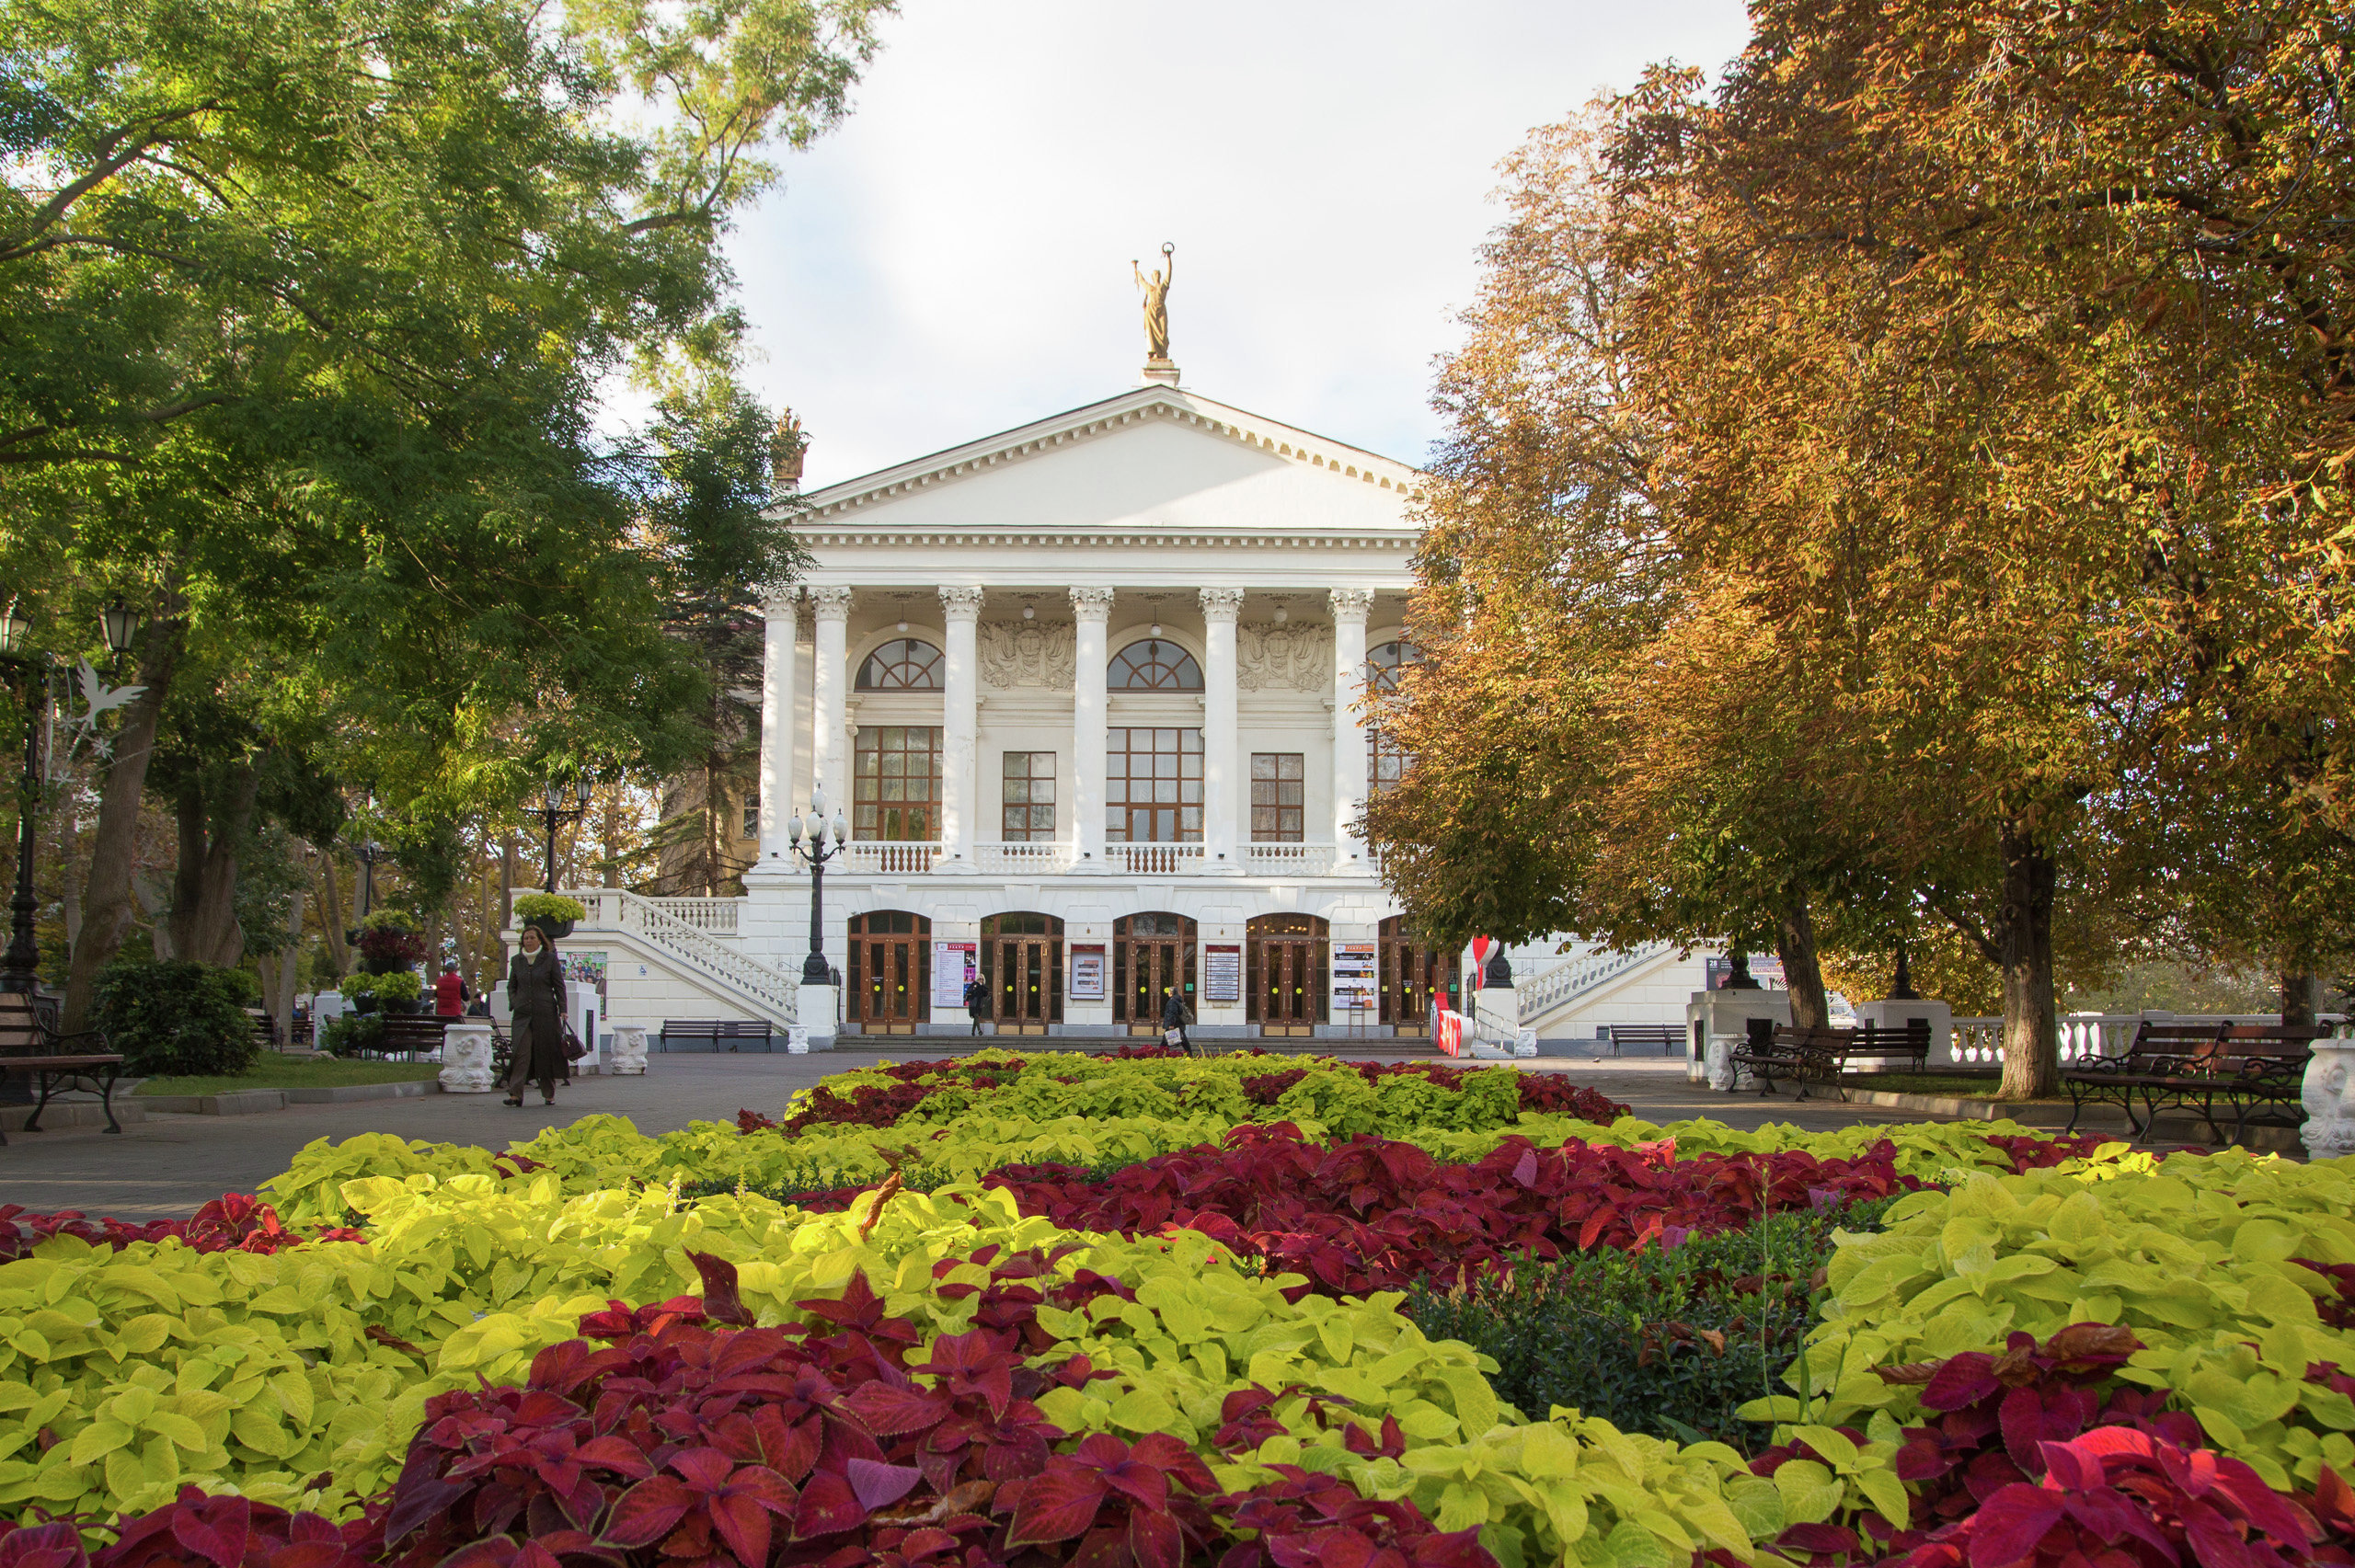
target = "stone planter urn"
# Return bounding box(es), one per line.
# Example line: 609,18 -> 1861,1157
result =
526,916 -> 577,942
608,1024 -> 648,1076
439,1022 -> 498,1093
2302,1037 -> 2355,1160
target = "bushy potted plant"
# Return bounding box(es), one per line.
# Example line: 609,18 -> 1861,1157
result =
512,892 -> 586,942
370,969 -> 426,1014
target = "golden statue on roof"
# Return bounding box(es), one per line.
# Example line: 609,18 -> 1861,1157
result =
1132,243 -> 1175,363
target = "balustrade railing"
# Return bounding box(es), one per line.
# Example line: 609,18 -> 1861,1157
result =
839,841 -> 941,876
1110,843 -> 1204,876
1243,844 -> 1338,876
972,841 -> 1076,874
566,889 -> 795,1024
1948,1013 -> 2353,1066
1516,942 -> 1676,1024
641,897 -> 741,934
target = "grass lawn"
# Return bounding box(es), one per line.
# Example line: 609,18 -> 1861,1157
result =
1844,1071 -> 2070,1103
135,1057 -> 441,1096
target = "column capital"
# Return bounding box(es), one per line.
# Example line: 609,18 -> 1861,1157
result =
1198,588 -> 1246,624
809,585 -> 856,618
1068,586 -> 1116,624
760,585 -> 800,620
939,585 -> 986,622
1328,588 -> 1375,624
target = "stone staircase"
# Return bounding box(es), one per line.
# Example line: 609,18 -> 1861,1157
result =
568,889 -> 798,1030
1514,942 -> 1681,1035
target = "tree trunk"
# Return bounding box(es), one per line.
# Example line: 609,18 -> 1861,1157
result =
313,852 -> 350,977
1995,820 -> 2061,1099
2281,967 -> 2319,1027
500,833 -> 518,927
268,889 -> 304,1046
63,618 -> 180,1032
1775,886 -> 1831,1028
169,760 -> 258,967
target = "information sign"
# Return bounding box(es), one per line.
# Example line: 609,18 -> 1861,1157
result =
1068,944 -> 1107,1001
1332,942 -> 1378,1013
931,942 -> 978,1011
1203,944 -> 1242,1004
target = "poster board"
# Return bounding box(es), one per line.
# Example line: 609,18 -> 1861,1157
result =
1203,944 -> 1242,1004
931,943 -> 978,1011
1068,944 -> 1107,1001
1331,943 -> 1377,1014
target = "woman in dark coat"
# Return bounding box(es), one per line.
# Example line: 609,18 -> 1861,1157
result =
1160,987 -> 1195,1057
504,925 -> 570,1106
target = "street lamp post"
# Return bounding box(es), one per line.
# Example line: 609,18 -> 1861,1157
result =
354,840 -> 381,923
529,777 -> 594,893
786,787 -> 848,985
0,601 -> 138,996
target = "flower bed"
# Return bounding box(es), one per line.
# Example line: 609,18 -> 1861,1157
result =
2,1050 -> 2349,1568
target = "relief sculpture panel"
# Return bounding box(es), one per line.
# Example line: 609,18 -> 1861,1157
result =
1236,622 -> 1332,692
979,620 -> 1077,689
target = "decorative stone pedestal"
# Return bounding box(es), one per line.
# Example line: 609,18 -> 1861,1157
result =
796,985 -> 837,1050
2303,1038 -> 2355,1160
439,1023 -> 497,1093
1855,999 -> 1954,1067
1685,990 -> 1792,1087
608,1025 -> 648,1076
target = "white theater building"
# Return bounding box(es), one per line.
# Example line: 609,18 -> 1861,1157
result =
558,372 -> 1717,1046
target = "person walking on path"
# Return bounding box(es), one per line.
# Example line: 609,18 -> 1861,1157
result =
433,962 -> 469,1019
1160,987 -> 1195,1057
504,926 -> 569,1106
963,975 -> 989,1037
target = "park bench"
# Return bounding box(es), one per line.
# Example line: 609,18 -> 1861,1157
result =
2064,1021 -> 2327,1144
1729,1019 -> 1932,1102
0,991 -> 123,1144
657,1018 -> 775,1053
1607,1024 -> 1683,1058
376,1013 -> 450,1060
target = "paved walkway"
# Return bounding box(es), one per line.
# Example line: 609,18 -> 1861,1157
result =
2,1049 -> 1953,1221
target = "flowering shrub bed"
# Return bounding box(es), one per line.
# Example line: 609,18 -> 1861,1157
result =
7,1049 -> 2351,1568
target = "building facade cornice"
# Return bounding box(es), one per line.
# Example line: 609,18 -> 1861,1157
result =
794,386 -> 1426,521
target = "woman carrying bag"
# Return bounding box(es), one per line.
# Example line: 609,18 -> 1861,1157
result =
505,924 -> 570,1106
1160,986 -> 1196,1058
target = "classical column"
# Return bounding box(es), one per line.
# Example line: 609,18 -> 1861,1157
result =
1200,588 -> 1245,876
939,586 -> 984,864
809,587 -> 854,814
754,589 -> 798,870
1070,587 -> 1115,874
1330,589 -> 1375,874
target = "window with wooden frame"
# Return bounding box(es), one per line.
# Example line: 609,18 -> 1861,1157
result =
853,726 -> 940,840
1001,751 -> 1056,841
1106,727 -> 1201,841
1250,753 -> 1304,841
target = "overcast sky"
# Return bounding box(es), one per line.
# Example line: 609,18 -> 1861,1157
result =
726,0 -> 1752,488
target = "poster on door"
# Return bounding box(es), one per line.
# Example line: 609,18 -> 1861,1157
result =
1203,944 -> 1242,1004
562,952 -> 608,1011
931,943 -> 978,1011
1068,944 -> 1106,1001
1332,943 -> 1378,1014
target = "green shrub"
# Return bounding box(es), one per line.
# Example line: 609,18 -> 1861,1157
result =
1406,1197 -> 1896,1452
93,959 -> 259,1077
511,892 -> 585,922
319,1012 -> 385,1058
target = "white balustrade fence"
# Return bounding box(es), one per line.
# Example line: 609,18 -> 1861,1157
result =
566,889 -> 797,1025
839,841 -> 941,876
973,841 -> 1077,874
1517,942 -> 1678,1024
1950,1013 -> 2354,1066
1110,843 -> 1204,876
1244,844 -> 1338,876
641,897 -> 740,934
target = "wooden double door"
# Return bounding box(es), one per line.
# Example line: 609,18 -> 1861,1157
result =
1113,912 -> 1196,1033
1378,915 -> 1460,1036
848,910 -> 930,1033
981,912 -> 1063,1033
1247,913 -> 1328,1035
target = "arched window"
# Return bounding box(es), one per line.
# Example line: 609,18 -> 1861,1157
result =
857,638 -> 944,691
1109,638 -> 1202,691
1367,640 -> 1421,692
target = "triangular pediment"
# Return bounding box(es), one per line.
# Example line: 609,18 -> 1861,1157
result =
792,385 -> 1424,544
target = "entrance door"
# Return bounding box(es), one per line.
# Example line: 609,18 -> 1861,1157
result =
1113,912 -> 1197,1034
1247,913 -> 1328,1035
1378,915 -> 1459,1036
981,912 -> 1063,1033
848,911 -> 931,1033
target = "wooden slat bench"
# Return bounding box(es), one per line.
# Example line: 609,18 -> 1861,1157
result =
0,991 -> 123,1143
657,1019 -> 774,1053
1729,1019 -> 1932,1101
377,1014 -> 450,1059
1608,1024 -> 1683,1059
2064,1021 -> 2326,1144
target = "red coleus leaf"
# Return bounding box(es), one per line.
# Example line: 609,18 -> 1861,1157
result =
0,1522 -> 88,1568
1966,1482 -> 2066,1567
686,1253 -> 756,1327
1004,1463 -> 1109,1546
168,1495 -> 249,1568
793,1468 -> 867,1539
601,1475 -> 695,1548
847,1459 -> 923,1513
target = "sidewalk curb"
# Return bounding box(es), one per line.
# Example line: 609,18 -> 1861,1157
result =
140,1080 -> 437,1116
1841,1088 -> 2299,1152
